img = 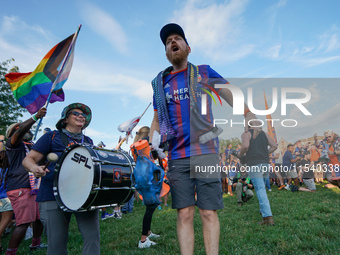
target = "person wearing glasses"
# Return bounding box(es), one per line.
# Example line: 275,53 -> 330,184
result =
314,130 -> 340,189
23,103 -> 100,255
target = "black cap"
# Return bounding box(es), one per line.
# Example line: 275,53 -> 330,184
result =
160,23 -> 189,46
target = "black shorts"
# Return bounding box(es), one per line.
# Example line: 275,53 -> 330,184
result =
167,154 -> 224,210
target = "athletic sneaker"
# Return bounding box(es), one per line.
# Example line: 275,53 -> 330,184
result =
101,212 -> 114,221
285,185 -> 290,191
278,185 -> 286,190
29,243 -> 48,251
138,237 -> 156,249
268,189 -> 272,192
113,212 -> 122,220
148,231 -> 160,239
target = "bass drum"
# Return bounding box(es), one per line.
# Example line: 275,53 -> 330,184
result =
53,144 -> 135,212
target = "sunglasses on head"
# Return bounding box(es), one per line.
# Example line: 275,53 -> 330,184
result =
71,111 -> 87,118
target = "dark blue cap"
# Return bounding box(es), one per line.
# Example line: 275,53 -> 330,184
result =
160,23 -> 189,46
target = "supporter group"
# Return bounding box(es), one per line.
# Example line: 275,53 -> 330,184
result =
219,129 -> 340,201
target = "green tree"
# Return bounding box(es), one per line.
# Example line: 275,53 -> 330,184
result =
0,59 -> 26,135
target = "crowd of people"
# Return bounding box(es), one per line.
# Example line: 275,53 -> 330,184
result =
1,22 -> 339,255
219,129 -> 340,200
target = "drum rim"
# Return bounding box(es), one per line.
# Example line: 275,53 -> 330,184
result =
53,144 -> 99,212
54,145 -> 135,212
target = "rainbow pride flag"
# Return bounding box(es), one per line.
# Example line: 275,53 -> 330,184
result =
5,28 -> 80,114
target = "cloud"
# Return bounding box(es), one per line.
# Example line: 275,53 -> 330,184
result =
264,0 -> 287,35
66,59 -> 153,100
80,3 -> 128,54
274,25 -> 340,68
170,0 -> 254,63
0,15 -> 56,71
265,44 -> 282,59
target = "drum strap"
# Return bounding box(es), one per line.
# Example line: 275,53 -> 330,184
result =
59,131 -> 70,147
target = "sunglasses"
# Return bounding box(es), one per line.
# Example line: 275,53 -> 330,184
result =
71,111 -> 87,118
326,136 -> 332,139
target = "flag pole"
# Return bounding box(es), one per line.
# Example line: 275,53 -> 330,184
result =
32,24 -> 81,140
122,102 -> 152,142
140,102 -> 151,119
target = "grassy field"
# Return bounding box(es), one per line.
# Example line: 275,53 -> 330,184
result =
5,182 -> 340,255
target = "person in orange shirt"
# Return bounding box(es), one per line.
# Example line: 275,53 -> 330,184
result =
310,144 -> 323,183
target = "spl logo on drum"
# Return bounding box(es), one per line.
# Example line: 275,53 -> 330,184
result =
71,152 -> 91,169
113,168 -> 122,183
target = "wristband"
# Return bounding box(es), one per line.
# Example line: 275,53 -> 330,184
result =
0,139 -> 3,143
244,108 -> 250,117
31,115 -> 38,122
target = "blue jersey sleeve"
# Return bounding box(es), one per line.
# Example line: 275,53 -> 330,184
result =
206,65 -> 228,89
153,94 -> 157,111
32,132 -> 54,156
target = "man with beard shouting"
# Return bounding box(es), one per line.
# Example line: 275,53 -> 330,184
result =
150,23 -> 258,255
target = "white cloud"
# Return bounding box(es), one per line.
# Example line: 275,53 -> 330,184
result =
80,3 -> 128,54
66,59 -> 153,100
170,0 -> 254,63
0,16 -> 56,71
280,25 -> 340,68
266,44 -> 282,59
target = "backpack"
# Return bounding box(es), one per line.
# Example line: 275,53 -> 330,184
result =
131,140 -> 164,206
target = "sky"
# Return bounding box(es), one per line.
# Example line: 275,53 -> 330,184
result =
1,0 -> 340,151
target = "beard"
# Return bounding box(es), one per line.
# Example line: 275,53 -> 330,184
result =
166,46 -> 190,66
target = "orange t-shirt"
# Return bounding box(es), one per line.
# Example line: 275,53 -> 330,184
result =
310,149 -> 320,162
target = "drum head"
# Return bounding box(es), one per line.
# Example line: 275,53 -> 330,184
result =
57,146 -> 94,211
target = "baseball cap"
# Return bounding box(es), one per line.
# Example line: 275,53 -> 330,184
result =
160,23 -> 189,46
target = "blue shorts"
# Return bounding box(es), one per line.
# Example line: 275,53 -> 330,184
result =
167,154 -> 223,210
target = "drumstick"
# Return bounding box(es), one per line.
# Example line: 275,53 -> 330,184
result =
43,153 -> 59,170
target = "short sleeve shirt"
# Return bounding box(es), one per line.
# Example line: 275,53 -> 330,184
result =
282,150 -> 294,170
153,65 -> 228,160
5,139 -> 31,192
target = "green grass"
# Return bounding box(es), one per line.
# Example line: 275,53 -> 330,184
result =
4,182 -> 340,254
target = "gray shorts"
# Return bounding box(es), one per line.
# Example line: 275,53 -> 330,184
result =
228,177 -> 233,186
288,168 -> 298,179
168,154 -> 223,210
303,179 -> 316,191
0,197 -> 13,212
